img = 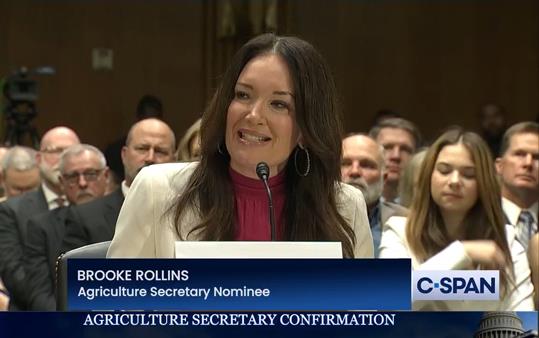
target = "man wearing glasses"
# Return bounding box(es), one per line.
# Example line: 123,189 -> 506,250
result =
0,126 -> 80,310
24,144 -> 109,310
61,118 -> 176,253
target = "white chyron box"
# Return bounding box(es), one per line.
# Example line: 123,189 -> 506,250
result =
412,270 -> 499,301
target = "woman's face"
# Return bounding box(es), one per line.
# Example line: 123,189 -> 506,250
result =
226,54 -> 300,178
431,143 -> 478,219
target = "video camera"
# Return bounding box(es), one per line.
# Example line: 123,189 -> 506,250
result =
1,66 -> 55,147
3,67 -> 38,103
2,66 -> 54,104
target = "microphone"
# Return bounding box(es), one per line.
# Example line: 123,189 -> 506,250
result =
256,162 -> 276,241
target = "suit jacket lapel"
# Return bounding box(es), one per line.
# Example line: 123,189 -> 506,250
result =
503,212 -> 511,225
19,188 -> 48,240
103,189 -> 124,235
380,201 -> 408,228
380,202 -> 395,228
46,207 -> 68,277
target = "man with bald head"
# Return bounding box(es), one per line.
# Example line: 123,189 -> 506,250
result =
122,118 -> 177,186
37,127 -> 81,205
0,126 -> 80,310
341,133 -> 407,257
104,95 -> 165,185
62,118 -> 176,253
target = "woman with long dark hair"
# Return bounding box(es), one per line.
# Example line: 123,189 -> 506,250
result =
107,33 -> 373,259
380,128 -> 534,310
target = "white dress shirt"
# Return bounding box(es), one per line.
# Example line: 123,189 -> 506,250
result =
41,183 -> 67,210
502,197 -> 538,226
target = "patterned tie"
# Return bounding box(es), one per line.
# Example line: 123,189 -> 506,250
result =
517,210 -> 537,250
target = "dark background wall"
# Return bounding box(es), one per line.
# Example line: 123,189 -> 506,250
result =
289,0 -> 539,141
0,0 -> 537,148
0,0 -> 207,148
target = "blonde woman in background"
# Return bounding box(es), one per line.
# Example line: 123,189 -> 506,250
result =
380,127 -> 534,310
176,118 -> 201,161
398,148 -> 428,208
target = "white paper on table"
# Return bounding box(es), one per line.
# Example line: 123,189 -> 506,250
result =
175,241 -> 342,258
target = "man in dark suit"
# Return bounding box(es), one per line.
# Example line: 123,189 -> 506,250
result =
61,188 -> 123,252
61,118 -> 177,253
0,126 -> 80,310
0,186 -> 48,310
25,144 -> 109,310
341,133 -> 408,257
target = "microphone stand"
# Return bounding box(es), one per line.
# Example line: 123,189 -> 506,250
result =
256,162 -> 276,241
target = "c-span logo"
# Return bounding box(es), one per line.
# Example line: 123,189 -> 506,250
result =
412,270 -> 499,301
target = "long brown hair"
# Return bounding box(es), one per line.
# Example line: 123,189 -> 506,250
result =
406,127 -> 513,292
170,33 -> 356,257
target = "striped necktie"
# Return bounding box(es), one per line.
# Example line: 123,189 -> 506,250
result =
517,210 -> 537,249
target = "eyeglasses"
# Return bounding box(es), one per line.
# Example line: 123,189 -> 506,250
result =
40,147 -> 67,155
61,169 -> 104,185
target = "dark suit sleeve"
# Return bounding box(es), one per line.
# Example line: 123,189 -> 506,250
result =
0,201 -> 28,310
25,218 -> 56,311
61,207 -> 88,253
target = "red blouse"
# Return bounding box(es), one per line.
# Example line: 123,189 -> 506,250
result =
229,167 -> 286,240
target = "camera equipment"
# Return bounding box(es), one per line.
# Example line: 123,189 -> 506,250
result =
2,66 -> 54,148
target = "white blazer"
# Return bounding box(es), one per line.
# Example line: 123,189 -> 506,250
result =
380,216 -> 535,311
107,162 -> 374,259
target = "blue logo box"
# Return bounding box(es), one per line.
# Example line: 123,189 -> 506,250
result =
67,259 -> 411,311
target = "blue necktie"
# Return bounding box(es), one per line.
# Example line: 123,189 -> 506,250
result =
517,210 -> 537,249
